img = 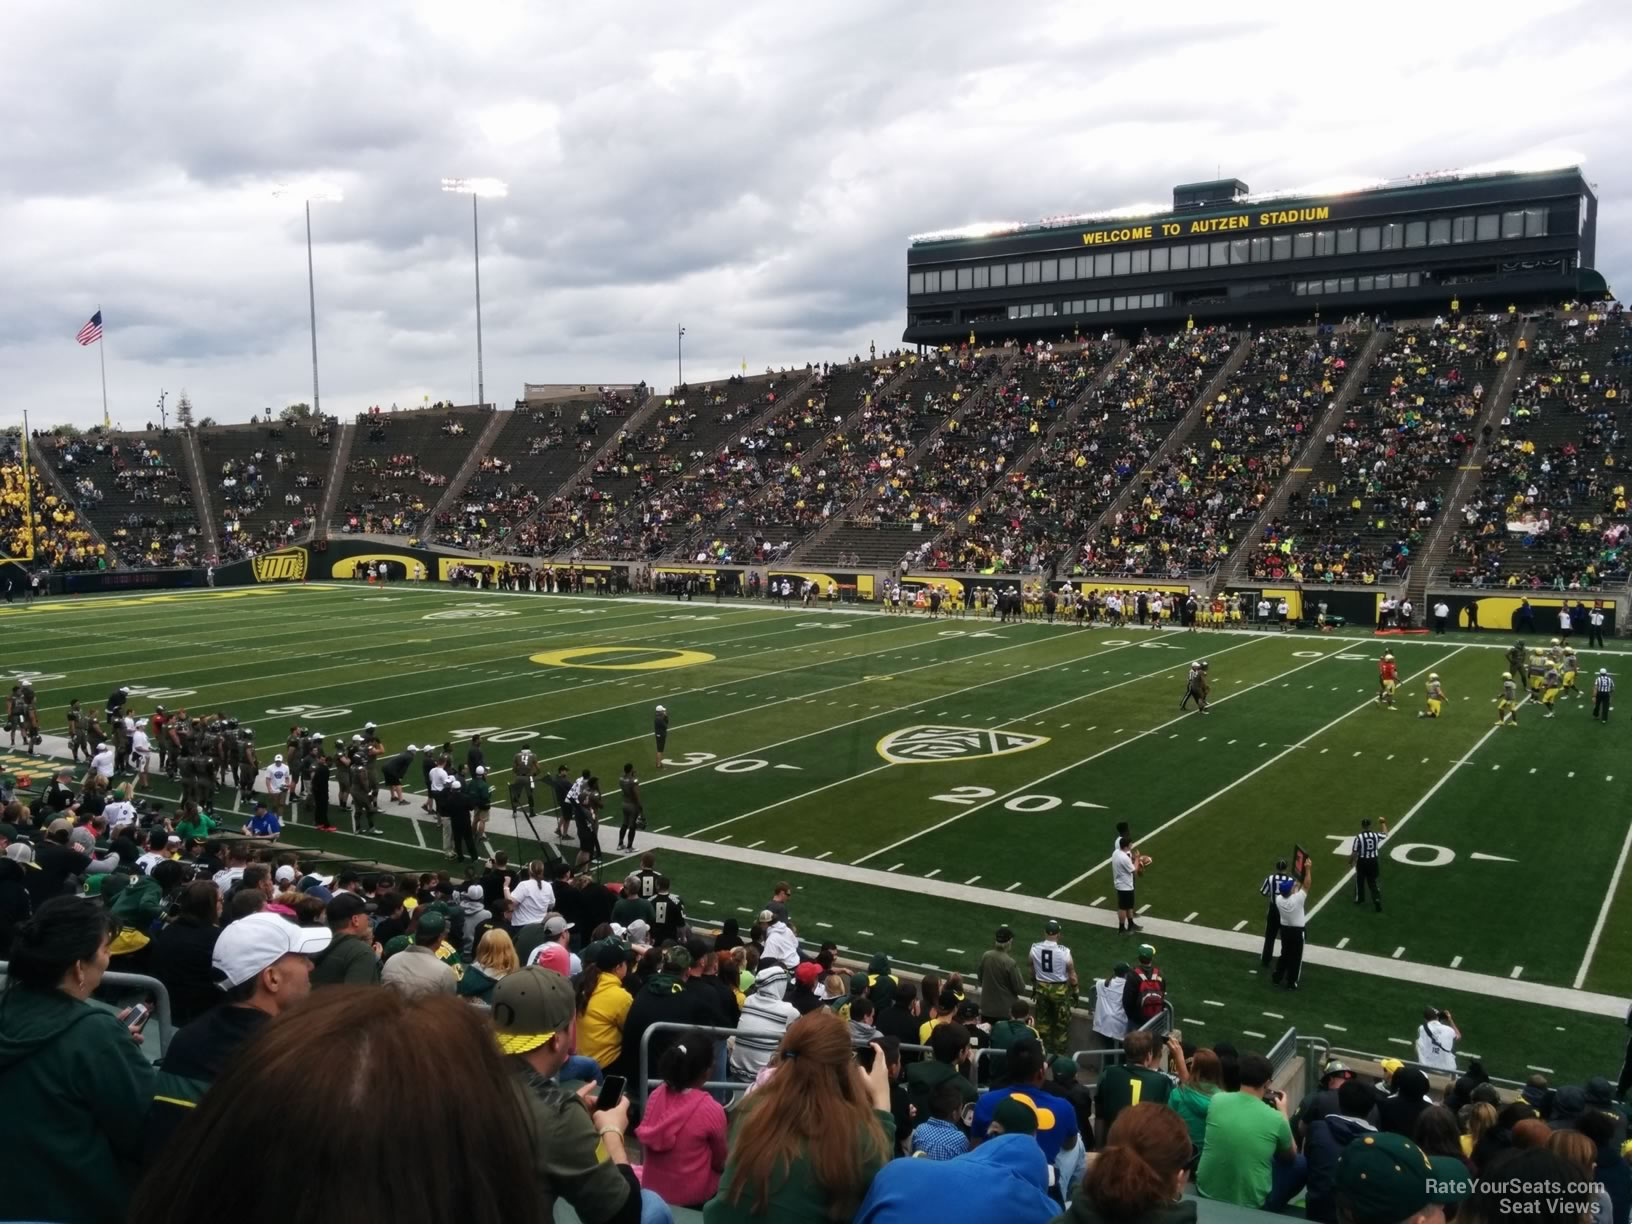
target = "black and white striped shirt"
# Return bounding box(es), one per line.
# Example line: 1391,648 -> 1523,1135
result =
1260,872 -> 1296,898
1595,673 -> 1615,695
1354,831 -> 1384,859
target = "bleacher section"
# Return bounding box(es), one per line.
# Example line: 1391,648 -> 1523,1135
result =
1446,306 -> 1631,588
1,436 -> 103,570
790,350 -> 1004,568
195,418 -> 333,561
30,431 -> 199,567
1087,325 -> 1356,579
1248,317 -> 1505,586
429,390 -> 644,554
570,371 -> 814,560
808,343 -> 1118,570
338,407 -> 489,536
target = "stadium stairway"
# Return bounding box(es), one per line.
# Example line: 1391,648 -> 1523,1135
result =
1061,328 -> 1254,576
419,408 -> 509,532
663,358 -> 923,563
180,425 -> 221,557
1408,318 -> 1536,609
790,352 -> 1019,566
317,418 -> 354,537
1220,325 -> 1387,587
907,338 -> 1131,566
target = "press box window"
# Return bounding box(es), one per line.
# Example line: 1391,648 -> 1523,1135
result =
1358,227 -> 1380,252
1024,261 -> 1041,284
1502,211 -> 1524,239
1251,236 -> 1270,262
973,265 -> 989,289
909,272 -> 924,295
1272,234 -> 1291,260
1525,208 -> 1547,237
957,266 -> 974,290
1131,249 -> 1150,274
1008,261 -> 1024,284
1337,228 -> 1357,255
1405,220 -> 1427,248
1113,295 -> 1127,311
1150,246 -> 1169,272
1428,218 -> 1451,246
1314,230 -> 1336,256
1452,216 -> 1477,243
1170,245 -> 1189,271
1476,214 -> 1499,241
1190,243 -> 1209,268
1293,232 -> 1314,259
1210,240 -> 1229,266
1380,223 -> 1404,250
990,264 -> 1006,288
1040,260 -> 1057,283
1075,256 -> 1091,279
1094,252 -> 1112,277
1230,238 -> 1249,264
1112,251 -> 1131,276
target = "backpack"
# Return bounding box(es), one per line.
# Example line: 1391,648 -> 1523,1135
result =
1133,966 -> 1165,1021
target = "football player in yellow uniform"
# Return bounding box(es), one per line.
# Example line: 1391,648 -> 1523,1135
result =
1495,672 -> 1520,727
1418,673 -> 1446,719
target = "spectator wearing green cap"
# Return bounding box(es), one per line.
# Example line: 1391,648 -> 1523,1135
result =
979,925 -> 1026,1025
493,966 -> 670,1223
989,1000 -> 1041,1082
1123,944 -> 1166,1029
627,943 -> 699,1083
381,909 -> 456,998
1333,1131 -> 1470,1224
577,939 -> 633,1072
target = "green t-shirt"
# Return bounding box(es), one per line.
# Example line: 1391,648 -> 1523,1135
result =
705,1108 -> 895,1224
1170,1081 -> 1218,1150
1195,1090 -> 1294,1208
176,813 -> 218,842
1094,1063 -> 1173,1132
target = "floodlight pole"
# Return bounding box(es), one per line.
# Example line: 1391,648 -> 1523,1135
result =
473,192 -> 485,408
305,199 -> 322,418
677,324 -> 685,389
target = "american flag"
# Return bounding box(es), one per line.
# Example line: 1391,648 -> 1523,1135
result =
76,311 -> 103,345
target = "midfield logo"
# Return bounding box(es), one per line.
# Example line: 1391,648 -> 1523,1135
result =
876,725 -> 1050,765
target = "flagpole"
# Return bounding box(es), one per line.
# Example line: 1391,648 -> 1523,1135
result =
97,304 -> 109,428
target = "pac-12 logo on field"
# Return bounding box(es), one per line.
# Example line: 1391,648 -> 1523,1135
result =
252,547 -> 308,582
876,725 -> 1050,765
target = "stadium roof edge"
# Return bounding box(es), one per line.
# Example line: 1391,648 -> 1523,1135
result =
907,162 -> 1588,248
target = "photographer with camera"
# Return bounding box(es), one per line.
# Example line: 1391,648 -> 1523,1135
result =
1196,1052 -> 1306,1212
1415,1006 -> 1460,1073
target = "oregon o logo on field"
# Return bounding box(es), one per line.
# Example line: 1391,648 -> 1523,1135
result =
530,646 -> 716,671
423,608 -> 519,620
877,725 -> 1050,765
252,547 -> 308,582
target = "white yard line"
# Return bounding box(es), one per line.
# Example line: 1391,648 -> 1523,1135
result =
1574,815 -> 1632,988
856,643 -> 1340,869
1045,648 -> 1462,899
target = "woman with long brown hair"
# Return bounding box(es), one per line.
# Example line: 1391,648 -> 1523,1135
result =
705,1009 -> 892,1222
1058,1102 -> 1196,1224
128,988 -> 544,1224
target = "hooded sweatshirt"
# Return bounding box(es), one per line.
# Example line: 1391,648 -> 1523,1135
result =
1305,1113 -> 1377,1223
0,984 -> 157,1224
854,1133 -> 1059,1224
623,970 -> 694,1080
636,1082 -> 728,1207
730,967 -> 798,1081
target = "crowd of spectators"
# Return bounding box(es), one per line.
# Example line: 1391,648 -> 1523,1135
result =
1446,304 -> 1630,590
1088,326 -> 1357,579
1252,315 -> 1506,586
1,436 -> 106,570
6,764 -> 1632,1224
34,432 -> 199,568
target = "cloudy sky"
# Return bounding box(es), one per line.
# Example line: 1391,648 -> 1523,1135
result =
5,0 -> 1629,429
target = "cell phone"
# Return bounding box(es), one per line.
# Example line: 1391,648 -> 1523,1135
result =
125,1003 -> 152,1032
855,1045 -> 876,1072
593,1075 -> 625,1112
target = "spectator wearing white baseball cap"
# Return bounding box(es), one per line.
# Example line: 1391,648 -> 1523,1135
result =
264,754 -> 292,822
145,912 -> 330,1157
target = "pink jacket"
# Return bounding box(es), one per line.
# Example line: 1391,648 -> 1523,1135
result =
634,1084 -> 727,1207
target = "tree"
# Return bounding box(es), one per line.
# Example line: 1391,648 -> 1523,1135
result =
280,402 -> 314,424
176,392 -> 195,430
198,416 -> 216,428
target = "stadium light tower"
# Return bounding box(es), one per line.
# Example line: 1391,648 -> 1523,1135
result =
273,183 -> 343,419
441,177 -> 508,408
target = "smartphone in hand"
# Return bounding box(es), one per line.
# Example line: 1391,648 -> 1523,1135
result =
593,1075 -> 626,1113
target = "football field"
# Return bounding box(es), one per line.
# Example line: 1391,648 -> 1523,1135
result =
5,581 -> 1629,1080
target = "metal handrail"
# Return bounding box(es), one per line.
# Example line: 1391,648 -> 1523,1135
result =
0,962 -> 175,1060
634,1019 -> 931,1109
1266,1025 -> 1299,1072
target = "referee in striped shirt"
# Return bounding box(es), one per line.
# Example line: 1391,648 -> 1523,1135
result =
1594,668 -> 1615,723
1260,859 -> 1296,966
1352,816 -> 1388,911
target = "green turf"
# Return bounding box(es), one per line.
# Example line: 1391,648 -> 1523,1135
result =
5,582 -> 1628,1082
